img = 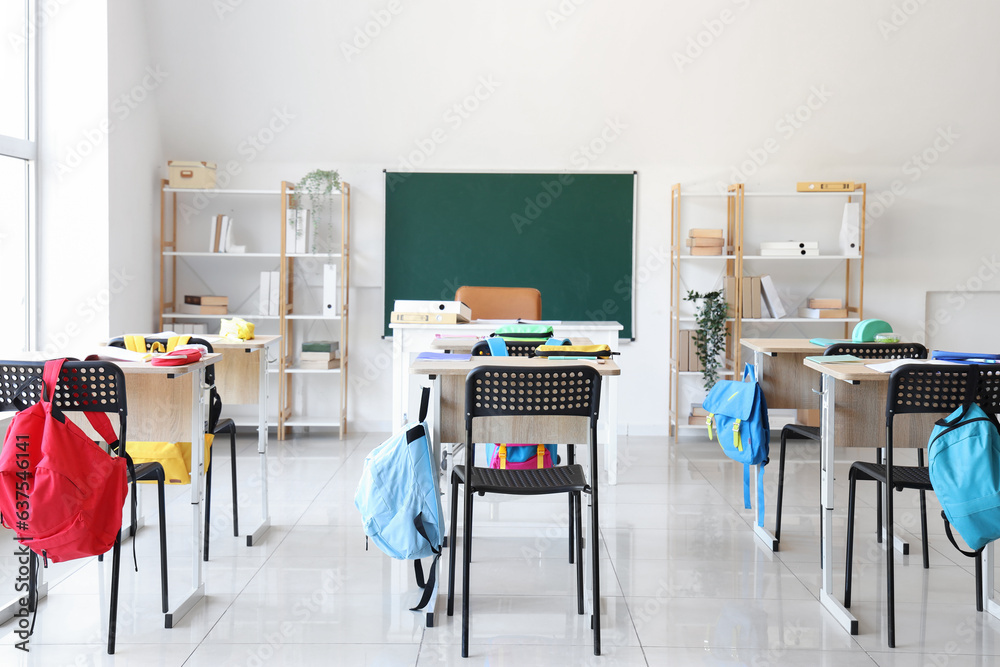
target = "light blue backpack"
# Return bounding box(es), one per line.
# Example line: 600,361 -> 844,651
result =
702,364 -> 770,525
355,388 -> 443,611
928,401 -> 1000,552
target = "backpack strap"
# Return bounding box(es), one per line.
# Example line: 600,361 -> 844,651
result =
123,335 -> 147,353
166,335 -> 191,352
409,512 -> 442,613
41,358 -> 66,404
486,337 -> 508,356
942,511 -> 982,558
741,463 -> 767,528
742,363 -> 757,383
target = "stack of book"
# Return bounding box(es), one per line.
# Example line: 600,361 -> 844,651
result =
390,300 -> 471,324
259,271 -> 281,316
689,403 -> 709,426
209,215 -> 244,253
759,241 -> 818,256
798,298 -> 847,319
675,330 -> 703,372
180,295 -> 228,315
685,228 -> 725,256
299,340 -> 340,369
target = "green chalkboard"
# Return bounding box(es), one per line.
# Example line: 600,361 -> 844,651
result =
384,172 -> 634,338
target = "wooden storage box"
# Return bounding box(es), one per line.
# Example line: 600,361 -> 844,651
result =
168,161 -> 217,189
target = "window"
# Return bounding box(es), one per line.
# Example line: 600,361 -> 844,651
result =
0,0 -> 35,352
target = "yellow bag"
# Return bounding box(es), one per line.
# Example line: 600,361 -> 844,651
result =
128,435 -> 213,485
220,317 -> 255,341
533,344 -> 613,358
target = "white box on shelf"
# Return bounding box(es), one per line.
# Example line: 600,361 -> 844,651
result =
259,271 -> 272,316
323,264 -> 338,317
840,202 -> 861,256
393,300 -> 471,321
268,270 -> 280,317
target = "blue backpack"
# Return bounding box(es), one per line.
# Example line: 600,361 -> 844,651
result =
355,388 -> 443,612
702,364 -> 770,525
928,401 -> 1000,552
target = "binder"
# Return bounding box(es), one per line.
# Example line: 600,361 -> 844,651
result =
323,264 -> 338,317
840,202 -> 861,256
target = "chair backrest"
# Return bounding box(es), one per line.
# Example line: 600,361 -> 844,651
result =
470,339 -> 541,358
455,286 -> 542,321
464,366 -> 601,462
886,364 -> 1000,422
0,360 -> 128,447
825,342 -> 927,360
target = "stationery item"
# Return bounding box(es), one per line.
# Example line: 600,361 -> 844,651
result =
759,241 -> 818,250
323,264 -> 338,317
851,319 -> 892,342
760,247 -> 819,257
678,330 -> 690,371
392,312 -> 468,324
874,332 -> 901,343
759,275 -> 786,319
840,202 -> 861,256
298,359 -> 340,370
302,340 -> 338,353
685,237 -> 724,247
724,276 -> 738,317
798,307 -> 849,319
534,344 -> 614,359
865,359 -> 958,373
809,337 -> 849,347
301,351 -> 338,362
178,303 -> 228,315
150,347 -> 204,366
268,270 -> 280,317
415,352 -> 472,362
931,351 -> 1000,363
258,271 -> 271,316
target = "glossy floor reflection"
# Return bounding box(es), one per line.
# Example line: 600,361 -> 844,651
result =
1,431 -> 999,665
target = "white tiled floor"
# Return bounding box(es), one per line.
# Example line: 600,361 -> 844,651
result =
2,431 -> 1000,665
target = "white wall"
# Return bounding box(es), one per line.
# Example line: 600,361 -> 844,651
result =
88,0 -> 1000,433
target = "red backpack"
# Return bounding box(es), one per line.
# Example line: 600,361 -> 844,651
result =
0,359 -> 130,563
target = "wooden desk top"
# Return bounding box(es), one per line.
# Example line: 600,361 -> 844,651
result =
411,355 -> 620,377
741,338 -> 825,355
803,358 -> 891,383
110,353 -> 221,376
206,335 -> 280,350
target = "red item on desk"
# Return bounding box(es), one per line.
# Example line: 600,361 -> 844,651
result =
150,348 -> 203,366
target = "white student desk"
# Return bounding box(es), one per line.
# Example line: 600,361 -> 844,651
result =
390,321 -> 624,484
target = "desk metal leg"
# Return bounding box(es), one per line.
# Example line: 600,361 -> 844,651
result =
605,374 -> 619,486
166,368 -> 207,628
392,332 -> 406,432
819,375 -> 858,634
984,542 -> 1000,618
751,350 -> 778,551
246,347 -> 271,547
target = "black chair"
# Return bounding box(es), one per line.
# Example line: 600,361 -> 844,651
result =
470,338 -> 542,358
844,364 -> 1000,647
774,343 -> 927,547
447,366 -> 603,657
109,336 -> 239,560
0,360 -> 168,653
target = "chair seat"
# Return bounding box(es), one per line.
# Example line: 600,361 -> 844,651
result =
783,423 -> 820,440
131,461 -> 164,482
850,461 -> 933,490
460,464 -> 589,495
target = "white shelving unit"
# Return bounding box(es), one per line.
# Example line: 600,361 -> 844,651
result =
669,182 -> 866,436
158,180 -> 351,440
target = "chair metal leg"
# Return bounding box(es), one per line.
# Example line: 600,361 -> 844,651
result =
568,493 -> 575,564
976,548 -> 984,612
886,476 -> 896,648
575,490 -> 584,615
107,535 -> 122,654
156,474 -> 169,613
775,430 -> 788,543
447,472 -> 459,617
918,449 -> 929,569
876,448 -> 883,543
203,452 -> 213,562
589,488 -> 601,656
844,471 -> 858,608
228,425 -> 239,537
462,484 -> 474,658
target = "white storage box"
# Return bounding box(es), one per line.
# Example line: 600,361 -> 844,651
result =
168,161 -> 217,189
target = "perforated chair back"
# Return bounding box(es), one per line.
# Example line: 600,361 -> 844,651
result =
826,342 -> 927,360
0,361 -> 128,439
465,366 -> 600,449
470,339 -> 542,358
888,364 -> 1000,422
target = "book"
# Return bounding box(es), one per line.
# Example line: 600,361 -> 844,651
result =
804,354 -> 864,364
298,358 -> 340,370
210,214 -> 223,252
798,307 -> 848,319
300,351 -> 339,362
691,404 -> 708,417
393,300 -> 472,321
415,352 -> 472,362
760,247 -> 819,256
684,237 -> 724,247
689,246 -> 723,256
677,330 -> 690,371
391,311 -> 470,324
689,228 -> 723,238
724,276 -> 737,317
750,276 -> 761,318
178,303 -> 227,315
220,215 -> 232,252
807,298 -> 844,309
302,340 -> 338,353
184,295 -> 228,307
688,330 -> 702,372
759,275 -> 786,319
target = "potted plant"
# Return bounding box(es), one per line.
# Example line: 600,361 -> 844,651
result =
684,289 -> 728,390
295,169 -> 342,254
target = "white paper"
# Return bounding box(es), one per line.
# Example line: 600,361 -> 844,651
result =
865,359 -> 959,373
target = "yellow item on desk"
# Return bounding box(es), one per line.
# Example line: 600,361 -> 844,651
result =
124,334 -> 191,355
534,344 -> 612,358
128,435 -> 213,485
220,317 -> 255,341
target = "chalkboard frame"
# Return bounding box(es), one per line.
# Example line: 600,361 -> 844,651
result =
383,171 -> 636,339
